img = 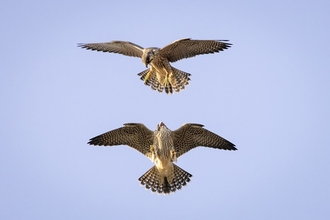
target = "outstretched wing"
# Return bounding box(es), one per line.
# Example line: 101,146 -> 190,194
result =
171,123 -> 236,158
159,38 -> 232,62
88,123 -> 154,156
78,41 -> 144,58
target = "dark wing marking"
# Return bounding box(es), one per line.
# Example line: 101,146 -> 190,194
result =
159,38 -> 232,62
78,41 -> 144,58
88,123 -> 154,156
171,123 -> 236,158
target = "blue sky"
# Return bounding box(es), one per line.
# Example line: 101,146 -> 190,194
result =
1,0 -> 329,219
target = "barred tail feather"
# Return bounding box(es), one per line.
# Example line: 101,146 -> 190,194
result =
138,164 -> 192,195
137,67 -> 191,94
168,67 -> 191,93
138,69 -> 163,93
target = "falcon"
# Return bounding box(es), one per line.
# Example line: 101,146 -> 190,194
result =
88,122 -> 236,194
78,38 -> 232,94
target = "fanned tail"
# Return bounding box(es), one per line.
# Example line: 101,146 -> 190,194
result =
168,67 -> 191,93
138,164 -> 192,195
137,67 -> 191,94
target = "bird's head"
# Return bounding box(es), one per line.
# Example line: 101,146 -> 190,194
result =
155,122 -> 172,138
156,121 -> 167,131
142,48 -> 159,67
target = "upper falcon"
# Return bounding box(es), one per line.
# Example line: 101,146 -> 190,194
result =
78,38 -> 231,94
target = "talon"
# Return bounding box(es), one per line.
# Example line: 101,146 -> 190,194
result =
164,77 -> 168,86
144,71 -> 152,84
170,150 -> 177,162
163,74 -> 170,86
149,145 -> 156,162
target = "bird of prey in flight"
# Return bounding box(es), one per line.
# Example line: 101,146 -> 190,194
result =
88,122 -> 236,194
78,38 -> 232,94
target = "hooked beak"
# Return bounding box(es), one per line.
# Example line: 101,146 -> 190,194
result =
157,122 -> 165,130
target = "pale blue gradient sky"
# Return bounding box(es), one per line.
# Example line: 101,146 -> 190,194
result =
1,0 -> 329,219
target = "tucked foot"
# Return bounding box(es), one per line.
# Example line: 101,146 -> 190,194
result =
163,75 -> 169,86
144,71 -> 152,84
170,150 -> 177,162
148,145 -> 156,162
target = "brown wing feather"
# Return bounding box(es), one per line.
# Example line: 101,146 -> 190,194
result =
88,123 -> 154,156
171,123 -> 236,158
159,38 -> 232,62
78,41 -> 144,58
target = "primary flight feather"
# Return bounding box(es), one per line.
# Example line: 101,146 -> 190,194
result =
78,38 -> 231,94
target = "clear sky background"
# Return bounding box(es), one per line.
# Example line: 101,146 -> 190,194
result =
1,0 -> 329,219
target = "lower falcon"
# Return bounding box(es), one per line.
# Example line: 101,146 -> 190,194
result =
88,122 -> 237,194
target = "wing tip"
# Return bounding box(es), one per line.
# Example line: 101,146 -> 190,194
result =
226,142 -> 237,151
216,40 -> 233,47
77,43 -> 87,48
87,139 -> 96,145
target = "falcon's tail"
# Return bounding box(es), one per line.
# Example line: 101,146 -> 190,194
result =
168,67 -> 191,93
138,164 -> 192,195
137,67 -> 191,94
